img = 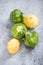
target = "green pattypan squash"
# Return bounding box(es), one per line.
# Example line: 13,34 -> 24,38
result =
11,23 -> 27,39
24,31 -> 38,47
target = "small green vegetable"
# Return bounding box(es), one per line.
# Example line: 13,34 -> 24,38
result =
24,31 -> 38,48
10,9 -> 23,23
11,23 -> 27,39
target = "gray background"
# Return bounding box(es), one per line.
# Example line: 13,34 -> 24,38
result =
0,0 -> 43,65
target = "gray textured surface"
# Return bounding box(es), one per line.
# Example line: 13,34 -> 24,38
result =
0,0 -> 43,65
